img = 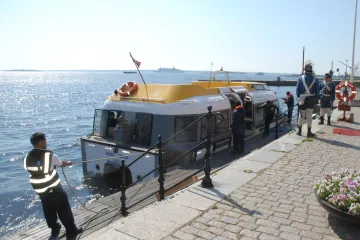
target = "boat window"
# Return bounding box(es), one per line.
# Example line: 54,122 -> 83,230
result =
134,113 -> 153,146
174,116 -> 198,142
107,111 -> 124,138
254,104 -> 265,127
93,109 -> 106,136
244,99 -> 253,118
264,85 -> 270,90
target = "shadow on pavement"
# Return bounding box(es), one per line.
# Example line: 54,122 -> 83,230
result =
316,137 -> 360,151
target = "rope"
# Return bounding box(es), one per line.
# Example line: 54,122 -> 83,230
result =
70,152 -> 143,166
61,167 -> 110,214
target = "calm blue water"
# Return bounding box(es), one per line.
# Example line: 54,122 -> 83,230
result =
0,71 -> 297,238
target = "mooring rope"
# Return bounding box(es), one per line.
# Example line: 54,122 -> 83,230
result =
60,153 -> 143,214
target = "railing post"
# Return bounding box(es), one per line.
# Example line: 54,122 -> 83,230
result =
120,160 -> 128,216
157,135 -> 165,200
201,106 -> 214,188
275,115 -> 278,139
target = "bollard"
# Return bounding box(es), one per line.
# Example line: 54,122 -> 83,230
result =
120,160 -> 129,216
201,106 -> 214,188
157,135 -> 165,200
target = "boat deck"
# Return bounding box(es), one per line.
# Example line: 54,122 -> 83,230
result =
9,124 -> 294,240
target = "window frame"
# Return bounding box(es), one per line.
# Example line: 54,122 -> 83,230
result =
134,112 -> 153,146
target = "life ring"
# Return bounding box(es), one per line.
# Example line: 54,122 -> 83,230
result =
119,81 -> 138,97
335,81 -> 356,101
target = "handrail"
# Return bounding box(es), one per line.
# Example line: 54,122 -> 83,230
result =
127,142 -> 159,169
118,105 -> 225,216
163,140 -> 206,169
274,103 -> 299,138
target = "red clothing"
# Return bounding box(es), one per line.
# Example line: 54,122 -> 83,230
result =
285,94 -> 292,103
233,105 -> 243,113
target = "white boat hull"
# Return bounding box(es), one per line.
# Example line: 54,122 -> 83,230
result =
81,140 -> 157,183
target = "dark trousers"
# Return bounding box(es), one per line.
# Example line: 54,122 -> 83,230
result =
287,107 -> 293,123
264,115 -> 274,134
40,186 -> 77,234
232,124 -> 245,152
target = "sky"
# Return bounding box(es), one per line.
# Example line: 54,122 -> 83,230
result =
0,0 -> 359,73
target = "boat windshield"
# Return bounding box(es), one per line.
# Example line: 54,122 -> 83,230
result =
92,109 -> 153,147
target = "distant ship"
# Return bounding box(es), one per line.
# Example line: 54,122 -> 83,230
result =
255,72 -> 264,75
123,71 -> 137,74
4,69 -> 42,72
156,66 -> 184,73
280,74 -> 300,77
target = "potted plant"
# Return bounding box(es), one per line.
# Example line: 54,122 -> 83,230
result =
314,169 -> 360,225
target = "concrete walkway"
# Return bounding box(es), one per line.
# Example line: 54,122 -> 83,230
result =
83,108 -> 360,240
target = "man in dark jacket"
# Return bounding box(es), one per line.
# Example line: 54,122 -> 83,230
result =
229,102 -> 245,153
282,91 -> 294,123
296,63 -> 319,137
257,100 -> 279,136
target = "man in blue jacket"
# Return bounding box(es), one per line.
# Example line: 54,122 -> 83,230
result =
296,63 -> 319,137
229,101 -> 245,153
318,73 -> 335,125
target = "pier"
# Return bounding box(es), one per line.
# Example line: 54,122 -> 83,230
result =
8,105 -> 360,240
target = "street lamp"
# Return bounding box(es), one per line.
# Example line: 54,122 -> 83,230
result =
351,0 -> 358,82
338,60 -> 351,81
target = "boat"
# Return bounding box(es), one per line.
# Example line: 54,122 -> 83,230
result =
156,66 -> 184,73
123,71 -> 137,74
255,72 -> 264,75
80,70 -> 283,186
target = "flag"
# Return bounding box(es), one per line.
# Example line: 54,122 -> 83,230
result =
134,59 -> 141,68
130,53 -> 141,68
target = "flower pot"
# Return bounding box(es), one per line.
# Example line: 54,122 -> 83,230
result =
314,190 -> 360,225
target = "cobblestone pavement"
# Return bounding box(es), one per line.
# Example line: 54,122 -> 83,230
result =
165,109 -> 360,240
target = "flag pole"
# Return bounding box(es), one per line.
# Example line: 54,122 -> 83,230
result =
302,47 -> 305,75
298,46 -> 305,124
351,0 -> 358,83
129,52 -> 149,102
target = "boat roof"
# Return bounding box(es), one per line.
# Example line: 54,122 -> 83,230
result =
109,80 -> 267,104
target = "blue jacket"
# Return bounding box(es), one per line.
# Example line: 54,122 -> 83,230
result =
318,81 -> 336,102
230,106 -> 245,134
296,74 -> 319,98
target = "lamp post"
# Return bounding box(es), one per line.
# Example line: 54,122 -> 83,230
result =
351,0 -> 358,82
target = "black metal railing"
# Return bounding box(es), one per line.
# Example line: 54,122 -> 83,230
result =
274,103 -> 299,138
118,106 -> 226,216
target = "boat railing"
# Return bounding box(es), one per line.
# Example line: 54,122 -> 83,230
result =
118,105 -> 226,216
